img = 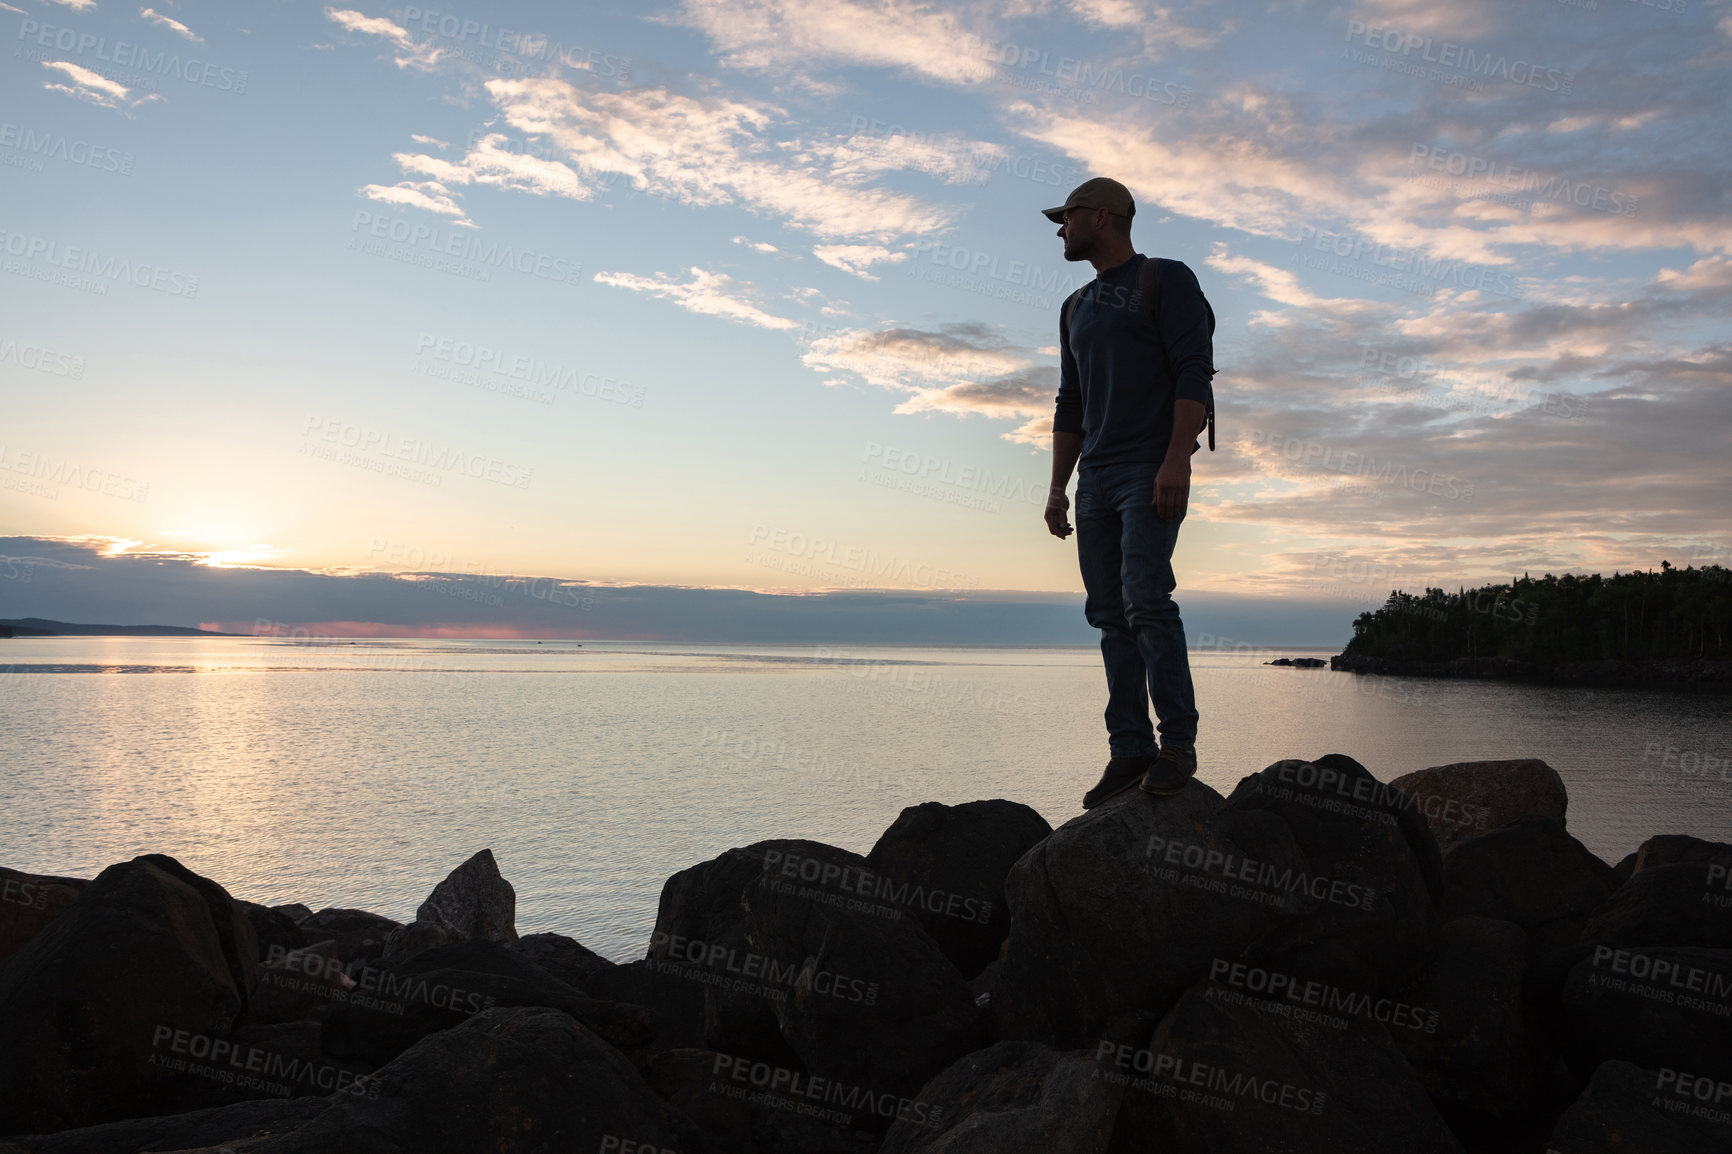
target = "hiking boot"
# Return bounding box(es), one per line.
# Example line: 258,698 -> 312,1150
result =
1083,754 -> 1155,809
1139,744 -> 1198,796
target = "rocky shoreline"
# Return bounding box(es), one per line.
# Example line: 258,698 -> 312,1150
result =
1331,653 -> 1732,688
2,756 -> 1729,1153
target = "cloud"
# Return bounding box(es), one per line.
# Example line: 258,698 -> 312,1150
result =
139,7 -> 202,41
410,133 -> 451,149
812,244 -> 907,280
40,60 -> 163,111
733,235 -> 779,253
324,7 -> 444,69
357,180 -> 473,222
392,134 -> 594,202
802,324 -> 1058,443
43,0 -> 95,9
593,266 -> 801,330
670,0 -> 997,88
478,79 -> 950,243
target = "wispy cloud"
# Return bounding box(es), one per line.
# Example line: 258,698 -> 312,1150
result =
140,6 -> 202,42
40,60 -> 163,111
812,244 -> 906,280
594,266 -> 801,330
324,7 -> 444,70
803,324 -> 1057,443
357,179 -> 473,223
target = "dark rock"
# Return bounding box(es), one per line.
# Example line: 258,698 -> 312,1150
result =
509,930 -> 615,991
1546,1060 -> 1732,1153
994,778 -> 1275,1046
248,940 -> 355,1025
255,1005 -> 725,1154
240,901 -> 306,964
161,1019 -> 374,1113
1630,834 -> 1732,874
0,854 -> 258,1132
1392,916 -> 1550,1128
1,1097 -> 330,1154
865,799 -> 1052,979
1561,945 -> 1732,1081
585,958 -> 709,1056
737,841 -> 982,1103
272,903 -> 314,924
1221,755 -> 1441,994
319,939 -> 652,1068
1583,842 -> 1732,951
644,1047 -> 880,1154
1388,758 -> 1567,854
878,1040 -> 1120,1154
295,908 -> 400,969
377,919 -> 451,969
1439,816 -> 1619,953
1267,657 -> 1327,668
0,867 -> 84,963
414,848 -> 517,943
1105,982 -> 1465,1154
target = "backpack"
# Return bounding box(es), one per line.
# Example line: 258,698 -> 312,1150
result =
1062,255 -> 1218,451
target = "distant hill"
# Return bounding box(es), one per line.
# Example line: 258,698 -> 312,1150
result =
0,618 -> 239,638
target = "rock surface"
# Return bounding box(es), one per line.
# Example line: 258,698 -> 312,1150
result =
1106,982 -> 1466,1154
0,867 -> 84,963
878,1041 -> 1120,1154
1388,758 -> 1567,853
0,854 -> 257,1132
1560,944 -> 1732,1081
1546,1059 -> 1732,1153
295,908 -> 400,969
413,848 -> 518,943
256,1006 -> 723,1154
992,778 -> 1263,1046
1438,816 -> 1619,953
866,800 -> 1052,979
0,1097 -> 330,1154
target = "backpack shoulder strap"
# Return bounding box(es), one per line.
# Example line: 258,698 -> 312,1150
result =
1138,257 -> 1217,451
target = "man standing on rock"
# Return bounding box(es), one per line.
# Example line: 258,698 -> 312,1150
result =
1041,177 -> 1215,808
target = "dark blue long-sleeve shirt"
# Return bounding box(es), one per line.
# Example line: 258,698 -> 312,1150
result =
1053,254 -> 1214,470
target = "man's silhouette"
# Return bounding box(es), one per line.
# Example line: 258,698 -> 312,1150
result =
1041,178 -> 1214,807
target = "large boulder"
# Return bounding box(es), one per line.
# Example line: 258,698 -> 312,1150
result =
1391,916 -> 1551,1128
319,939 -> 651,1067
248,939 -> 355,1025
740,843 -> 982,1100
1388,758 -> 1567,853
1583,835 -> 1732,950
643,1047 -> 881,1154
993,778 -> 1268,1046
240,900 -> 307,963
0,1097 -> 330,1154
647,837 -> 980,1095
296,908 -> 400,970
878,1041 -> 1120,1154
1560,944 -> 1732,1081
1105,982 -> 1465,1154
865,800 -> 1053,979
0,854 -> 258,1132
0,867 -> 84,963
414,848 -> 517,942
1546,1060 -> 1732,1153
1438,816 -> 1620,953
1220,755 -> 1441,993
255,1006 -> 725,1154
509,931 -> 614,992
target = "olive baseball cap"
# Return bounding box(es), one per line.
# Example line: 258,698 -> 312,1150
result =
1041,177 -> 1135,223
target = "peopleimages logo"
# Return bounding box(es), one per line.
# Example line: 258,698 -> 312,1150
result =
1342,20 -> 1575,95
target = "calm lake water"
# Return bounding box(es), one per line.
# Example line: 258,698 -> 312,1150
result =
2,637 -> 1727,960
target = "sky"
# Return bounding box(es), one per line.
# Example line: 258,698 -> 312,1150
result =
2,0 -> 1729,641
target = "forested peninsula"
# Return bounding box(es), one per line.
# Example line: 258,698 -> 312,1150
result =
1331,563 -> 1732,686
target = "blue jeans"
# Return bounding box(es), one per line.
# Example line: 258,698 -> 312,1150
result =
1075,462 -> 1199,757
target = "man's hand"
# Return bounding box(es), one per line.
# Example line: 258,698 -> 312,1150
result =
1045,491 -> 1073,538
1153,457 -> 1190,520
